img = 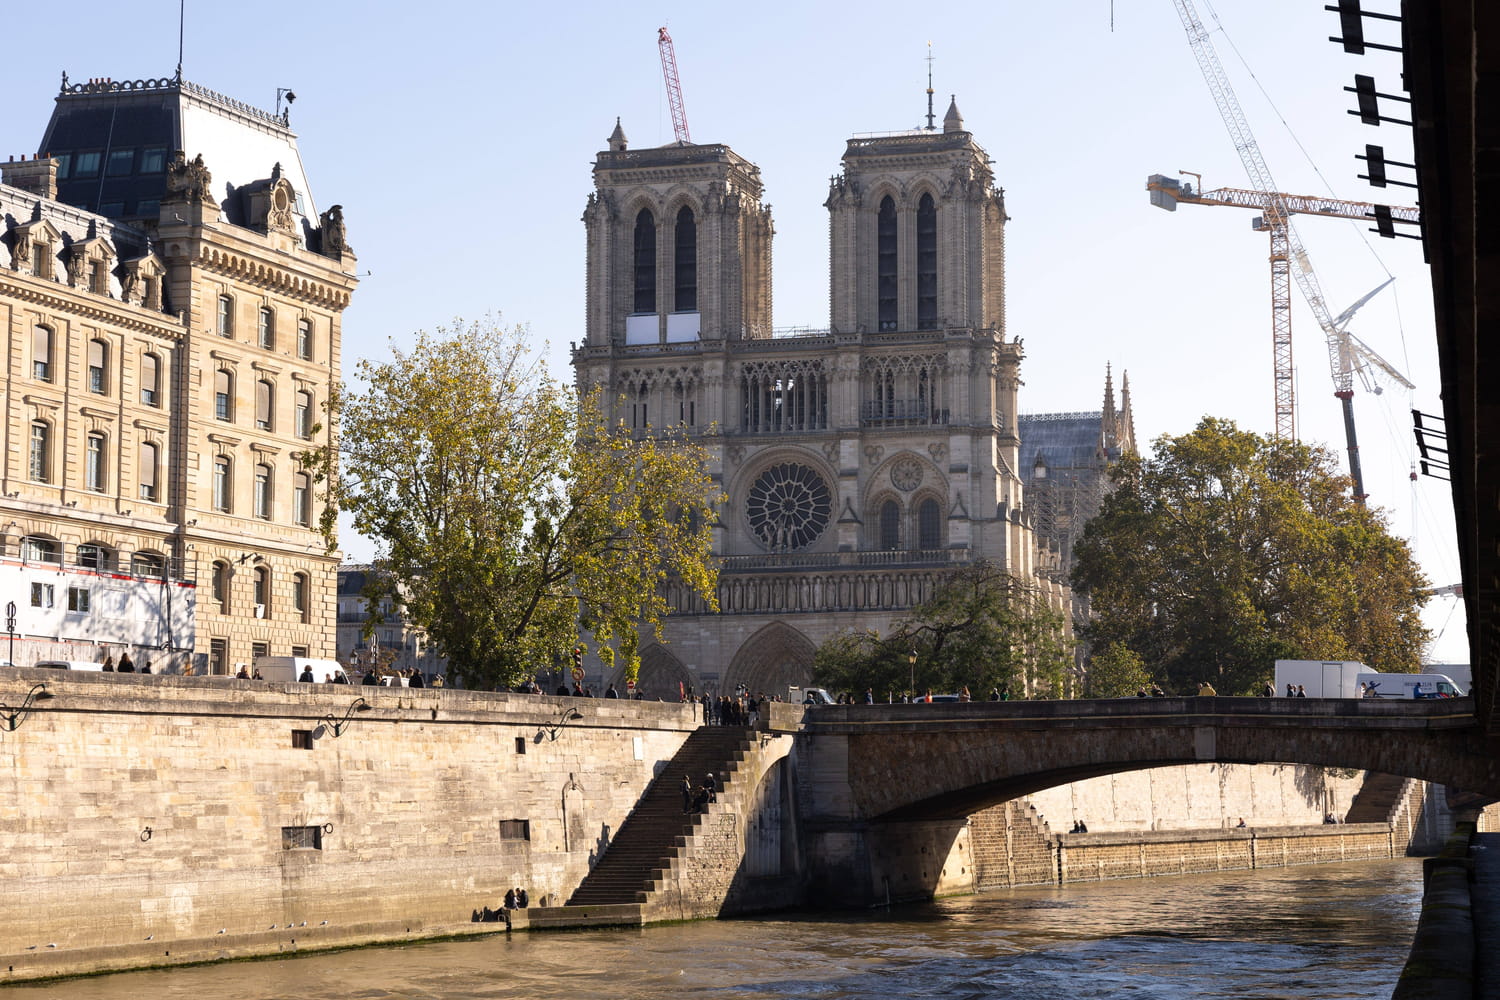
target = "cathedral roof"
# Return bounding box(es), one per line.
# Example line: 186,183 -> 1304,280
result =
1018,412 -> 1115,480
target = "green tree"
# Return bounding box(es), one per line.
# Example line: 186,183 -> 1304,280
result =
812,562 -> 1074,700
308,319 -> 722,689
1084,641 -> 1154,698
1071,417 -> 1429,696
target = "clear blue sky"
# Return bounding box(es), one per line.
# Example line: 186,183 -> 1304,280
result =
8,1 -> 1466,663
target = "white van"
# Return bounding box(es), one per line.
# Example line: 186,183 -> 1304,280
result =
35,660 -> 108,672
1356,672 -> 1464,699
253,656 -> 345,684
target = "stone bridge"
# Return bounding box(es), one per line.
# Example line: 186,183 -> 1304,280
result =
763,696 -> 1500,905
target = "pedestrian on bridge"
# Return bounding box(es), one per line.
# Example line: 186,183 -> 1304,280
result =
1197,681 -> 1217,696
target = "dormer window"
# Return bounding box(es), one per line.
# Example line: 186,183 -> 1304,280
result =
89,259 -> 109,295
33,242 -> 53,280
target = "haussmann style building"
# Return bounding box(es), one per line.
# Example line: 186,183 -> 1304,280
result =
0,72 -> 357,673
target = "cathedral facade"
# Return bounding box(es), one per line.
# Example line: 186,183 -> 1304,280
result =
574,101 -> 1070,698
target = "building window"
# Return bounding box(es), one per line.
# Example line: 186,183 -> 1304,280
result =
33,243 -> 53,280
254,463 -> 273,520
139,441 -> 159,501
29,421 -> 51,482
291,730 -> 315,750
297,317 -> 312,360
258,307 -> 275,350
256,379 -> 274,430
89,259 -> 110,295
632,381 -> 648,430
215,369 -> 234,421
30,582 -> 54,609
73,152 -> 101,178
918,497 -> 942,550
210,637 -> 228,676
293,472 -> 312,527
633,209 -> 656,314
85,432 -> 107,492
291,645 -> 308,658
281,825 -> 322,850
87,339 -> 108,394
106,149 -> 135,176
22,537 -> 60,565
67,587 -> 90,613
77,543 -> 111,570
141,353 -> 161,406
293,573 -> 310,623
212,561 -> 230,614
877,196 -> 898,331
251,641 -> 269,661
674,206 -> 696,311
213,456 -> 232,512
217,295 -> 234,337
917,192 -> 938,330
880,500 -> 901,550
132,552 -> 165,578
140,147 -> 167,174
499,819 -> 531,841
295,390 -> 313,439
254,566 -> 270,619
32,325 -> 52,381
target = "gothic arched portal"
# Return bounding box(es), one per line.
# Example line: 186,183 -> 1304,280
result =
722,622 -> 816,697
635,644 -> 694,701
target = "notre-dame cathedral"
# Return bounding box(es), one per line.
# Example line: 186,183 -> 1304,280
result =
573,98 -> 1132,698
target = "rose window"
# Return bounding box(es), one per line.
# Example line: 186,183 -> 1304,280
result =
745,462 -> 832,551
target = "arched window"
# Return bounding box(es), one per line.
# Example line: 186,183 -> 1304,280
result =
918,497 -> 942,550
132,551 -> 165,578
139,441 -> 159,501
253,566 -> 270,618
674,206 -> 696,312
22,537 -> 60,565
214,369 -> 234,421
632,381 -> 649,429
258,307 -> 275,350
76,543 -> 113,570
85,432 -> 107,492
295,389 -> 313,439
917,193 -> 938,330
293,472 -> 312,526
255,379 -> 274,430
296,317 -> 313,360
254,463 -> 273,520
87,339 -> 109,394
633,209 -> 656,314
879,500 -> 901,550
213,455 -> 232,512
32,325 -> 53,381
877,196 -> 898,331
29,420 -> 51,482
217,294 -> 234,337
293,572 -> 310,623
141,352 -> 161,406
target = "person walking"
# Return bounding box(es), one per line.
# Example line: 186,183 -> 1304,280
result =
680,774 -> 694,814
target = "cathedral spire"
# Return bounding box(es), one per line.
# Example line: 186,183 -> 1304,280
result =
924,42 -> 937,130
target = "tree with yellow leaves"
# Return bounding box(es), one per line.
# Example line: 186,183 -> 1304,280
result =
307,319 -> 721,690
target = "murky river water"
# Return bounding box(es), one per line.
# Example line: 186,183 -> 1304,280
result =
13,859 -> 1421,999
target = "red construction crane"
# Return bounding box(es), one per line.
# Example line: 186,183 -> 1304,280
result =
657,27 -> 692,145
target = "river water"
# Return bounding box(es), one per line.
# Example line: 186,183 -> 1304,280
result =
14,859 -> 1421,999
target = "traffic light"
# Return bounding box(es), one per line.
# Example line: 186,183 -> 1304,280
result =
572,646 -> 583,671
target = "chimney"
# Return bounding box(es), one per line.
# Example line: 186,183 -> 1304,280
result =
1,156 -> 59,200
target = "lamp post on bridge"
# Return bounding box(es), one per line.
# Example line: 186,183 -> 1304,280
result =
908,649 -> 916,704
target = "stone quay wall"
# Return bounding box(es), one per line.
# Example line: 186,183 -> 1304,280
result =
0,669 -> 699,983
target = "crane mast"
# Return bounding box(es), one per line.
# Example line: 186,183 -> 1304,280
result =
657,27 -> 692,145
1165,0 -> 1418,501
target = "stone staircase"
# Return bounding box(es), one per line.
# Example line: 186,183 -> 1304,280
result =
565,726 -> 757,907
1345,771 -> 1411,824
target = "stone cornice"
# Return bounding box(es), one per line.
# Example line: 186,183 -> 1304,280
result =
176,242 -> 355,310
0,273 -> 184,340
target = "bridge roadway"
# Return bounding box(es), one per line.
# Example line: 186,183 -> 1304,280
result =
772,696 -> 1500,823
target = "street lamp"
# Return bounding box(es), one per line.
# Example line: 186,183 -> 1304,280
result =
0,683 -> 54,732
5,600 -> 15,666
908,650 -> 917,703
316,697 -> 372,739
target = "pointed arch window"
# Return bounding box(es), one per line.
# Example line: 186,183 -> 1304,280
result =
917,192 -> 938,330
674,206 -> 696,312
879,500 -> 901,550
918,497 -> 942,550
877,196 -> 898,331
633,209 -> 657,314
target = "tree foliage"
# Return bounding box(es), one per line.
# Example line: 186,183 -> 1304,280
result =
812,562 -> 1074,700
308,319 -> 722,689
1071,417 -> 1429,695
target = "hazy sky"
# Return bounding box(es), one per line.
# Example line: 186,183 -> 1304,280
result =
7,1 -> 1466,663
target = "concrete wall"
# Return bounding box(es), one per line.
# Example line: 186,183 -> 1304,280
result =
0,669 -> 697,982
